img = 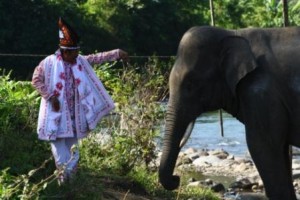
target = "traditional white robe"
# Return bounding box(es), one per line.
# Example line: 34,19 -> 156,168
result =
36,54 -> 115,141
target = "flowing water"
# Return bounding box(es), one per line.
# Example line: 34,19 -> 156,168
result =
182,111 -> 248,157
159,110 -> 248,157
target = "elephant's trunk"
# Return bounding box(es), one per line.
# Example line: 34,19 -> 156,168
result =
159,103 -> 191,190
159,128 -> 181,190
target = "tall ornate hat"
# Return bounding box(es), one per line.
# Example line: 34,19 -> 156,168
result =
58,17 -> 80,49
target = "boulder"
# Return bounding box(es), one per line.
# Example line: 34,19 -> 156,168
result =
210,183 -> 226,193
193,155 -> 222,167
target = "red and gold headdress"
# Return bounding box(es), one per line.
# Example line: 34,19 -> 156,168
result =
58,17 -> 80,49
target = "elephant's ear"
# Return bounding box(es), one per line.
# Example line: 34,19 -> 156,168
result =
220,36 -> 257,96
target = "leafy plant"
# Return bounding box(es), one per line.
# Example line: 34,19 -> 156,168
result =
0,69 -> 49,174
80,57 -> 171,174
0,158 -> 57,200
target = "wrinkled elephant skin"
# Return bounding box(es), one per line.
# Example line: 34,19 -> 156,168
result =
159,26 -> 300,200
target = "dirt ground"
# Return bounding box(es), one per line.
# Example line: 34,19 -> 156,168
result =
99,176 -> 156,200
102,190 -> 152,200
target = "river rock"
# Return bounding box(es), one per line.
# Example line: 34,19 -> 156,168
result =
224,192 -> 268,200
247,171 -> 260,179
292,164 -> 300,170
233,162 -> 250,172
183,147 -> 197,154
293,159 -> 300,170
234,156 -> 252,163
187,181 -> 202,187
219,158 -> 236,167
187,178 -> 226,193
211,183 -> 226,193
178,151 -> 186,157
293,170 -> 300,179
187,177 -> 197,183
188,152 -> 201,160
193,155 -> 222,167
176,155 -> 192,166
229,178 -> 257,191
292,148 -> 300,156
227,154 -> 235,160
198,149 -> 210,156
210,149 -> 229,159
257,180 -> 264,188
205,178 -> 213,185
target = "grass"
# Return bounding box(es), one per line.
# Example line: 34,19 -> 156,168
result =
37,165 -> 221,200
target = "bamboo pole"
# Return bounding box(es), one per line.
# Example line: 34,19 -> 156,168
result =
209,0 -> 224,137
282,0 -> 289,27
210,0 -> 215,26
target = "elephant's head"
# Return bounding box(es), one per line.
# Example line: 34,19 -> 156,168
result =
159,26 -> 257,190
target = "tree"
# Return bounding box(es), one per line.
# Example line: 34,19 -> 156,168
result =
1,0 -> 300,79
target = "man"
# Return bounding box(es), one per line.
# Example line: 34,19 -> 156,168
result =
32,17 -> 128,183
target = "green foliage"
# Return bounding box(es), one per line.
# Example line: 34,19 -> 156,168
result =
289,0 -> 300,25
0,0 -> 212,80
177,186 -> 220,200
2,0 -> 300,79
0,158 -> 58,200
81,57 -> 171,174
212,0 -> 300,28
0,69 -> 50,174
249,0 -> 284,27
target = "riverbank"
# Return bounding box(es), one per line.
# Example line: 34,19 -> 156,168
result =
156,147 -> 300,200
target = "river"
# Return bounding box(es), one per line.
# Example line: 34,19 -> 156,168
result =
183,111 -> 247,156
159,111 -> 249,157
172,111 -> 300,159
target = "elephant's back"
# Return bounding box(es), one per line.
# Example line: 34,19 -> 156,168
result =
237,26 -> 300,49
180,26 -> 234,47
237,27 -> 300,77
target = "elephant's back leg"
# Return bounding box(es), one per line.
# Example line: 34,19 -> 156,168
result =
238,75 -> 296,200
286,87 -> 300,147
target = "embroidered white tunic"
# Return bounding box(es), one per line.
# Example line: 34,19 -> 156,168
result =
32,49 -> 120,141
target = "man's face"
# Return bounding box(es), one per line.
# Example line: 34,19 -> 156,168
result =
62,49 -> 79,63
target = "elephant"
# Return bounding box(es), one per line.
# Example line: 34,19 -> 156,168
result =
159,25 -> 300,200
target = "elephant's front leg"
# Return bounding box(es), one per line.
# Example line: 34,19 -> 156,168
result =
239,83 -> 296,200
246,132 -> 295,200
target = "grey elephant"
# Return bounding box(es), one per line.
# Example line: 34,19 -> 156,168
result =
159,26 -> 300,200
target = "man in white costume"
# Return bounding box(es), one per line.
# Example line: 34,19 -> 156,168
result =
32,17 -> 128,183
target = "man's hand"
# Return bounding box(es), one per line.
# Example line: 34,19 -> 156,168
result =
119,49 -> 129,62
50,96 -> 60,112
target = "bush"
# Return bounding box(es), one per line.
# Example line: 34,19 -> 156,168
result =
80,57 -> 172,174
0,70 -> 50,175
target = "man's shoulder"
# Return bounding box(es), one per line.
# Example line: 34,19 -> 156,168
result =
45,54 -> 56,60
77,54 -> 89,63
43,53 -> 60,63
40,54 -> 58,69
